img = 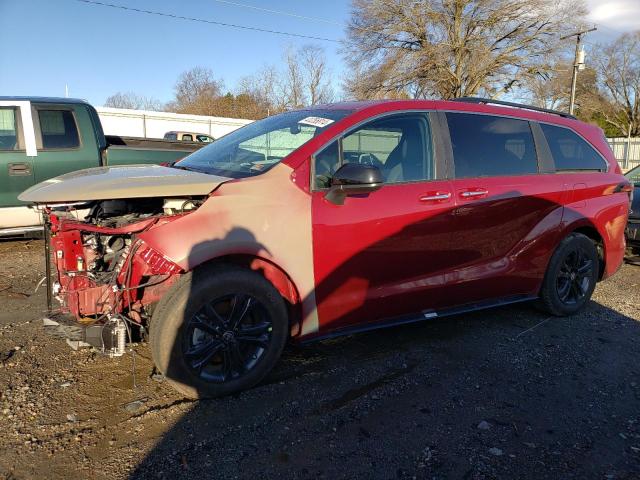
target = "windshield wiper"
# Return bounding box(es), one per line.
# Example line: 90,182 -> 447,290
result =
171,164 -> 209,174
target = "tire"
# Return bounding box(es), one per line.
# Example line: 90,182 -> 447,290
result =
150,264 -> 289,399
539,233 -> 599,316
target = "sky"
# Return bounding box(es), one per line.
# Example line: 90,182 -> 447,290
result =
0,0 -> 638,107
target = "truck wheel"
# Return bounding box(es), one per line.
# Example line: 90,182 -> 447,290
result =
539,233 -> 598,316
150,264 -> 289,399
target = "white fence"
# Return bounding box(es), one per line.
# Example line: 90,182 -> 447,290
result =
95,107 -> 253,140
607,137 -> 640,171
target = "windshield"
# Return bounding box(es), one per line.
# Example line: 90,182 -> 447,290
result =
176,109 -> 353,178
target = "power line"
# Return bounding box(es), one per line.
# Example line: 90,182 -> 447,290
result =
75,0 -> 343,43
596,22 -> 627,35
211,1 -> 499,28
211,0 -> 344,27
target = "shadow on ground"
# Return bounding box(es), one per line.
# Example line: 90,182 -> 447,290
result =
130,297 -> 640,479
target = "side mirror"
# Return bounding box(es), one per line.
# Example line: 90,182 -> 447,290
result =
325,163 -> 384,205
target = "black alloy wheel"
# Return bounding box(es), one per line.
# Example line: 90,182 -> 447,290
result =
556,246 -> 594,305
182,294 -> 273,383
150,265 -> 289,399
539,232 -> 599,316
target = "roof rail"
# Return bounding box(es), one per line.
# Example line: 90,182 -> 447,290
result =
453,97 -> 576,120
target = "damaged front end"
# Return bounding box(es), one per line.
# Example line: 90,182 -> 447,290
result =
44,197 -> 202,354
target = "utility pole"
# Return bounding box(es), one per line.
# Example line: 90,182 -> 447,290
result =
561,26 -> 597,115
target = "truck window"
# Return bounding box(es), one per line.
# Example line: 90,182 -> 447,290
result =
0,108 -> 18,150
182,134 -> 193,141
196,134 -> 213,143
447,113 -> 538,178
38,110 -> 80,149
540,123 -> 606,171
165,133 -> 177,141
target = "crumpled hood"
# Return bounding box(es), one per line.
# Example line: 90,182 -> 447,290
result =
18,164 -> 230,203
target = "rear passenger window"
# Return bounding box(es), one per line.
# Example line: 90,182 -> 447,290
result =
540,124 -> 606,171
0,108 -> 18,150
447,113 -> 537,178
182,134 -> 193,141
38,110 -> 80,149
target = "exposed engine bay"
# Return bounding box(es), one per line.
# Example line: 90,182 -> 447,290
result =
45,196 -> 204,355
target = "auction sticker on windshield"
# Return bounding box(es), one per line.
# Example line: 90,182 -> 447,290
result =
298,116 -> 335,128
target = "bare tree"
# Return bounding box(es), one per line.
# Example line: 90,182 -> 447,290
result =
238,65 -> 285,115
165,46 -> 333,118
104,92 -> 163,111
593,32 -> 640,137
344,0 -> 587,100
205,92 -> 272,120
168,67 -> 224,115
527,60 -> 601,112
526,59 -> 572,110
281,45 -> 334,107
282,47 -> 305,109
299,45 -> 334,105
238,45 -> 334,111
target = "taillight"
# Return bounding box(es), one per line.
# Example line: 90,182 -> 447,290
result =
615,182 -> 633,196
613,182 -> 634,211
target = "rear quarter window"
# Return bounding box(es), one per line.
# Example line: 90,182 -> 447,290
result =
540,124 -> 606,172
38,110 -> 80,149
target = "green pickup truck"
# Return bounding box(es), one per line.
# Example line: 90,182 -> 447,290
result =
0,97 -> 203,236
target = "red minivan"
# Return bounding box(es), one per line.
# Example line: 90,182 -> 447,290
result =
20,98 -> 631,398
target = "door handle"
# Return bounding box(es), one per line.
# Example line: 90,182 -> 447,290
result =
420,192 -> 451,202
8,163 -> 32,176
460,189 -> 488,198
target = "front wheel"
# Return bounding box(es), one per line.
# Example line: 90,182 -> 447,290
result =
539,233 -> 599,316
150,265 -> 289,399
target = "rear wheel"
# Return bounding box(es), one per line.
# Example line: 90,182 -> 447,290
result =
539,233 -> 598,316
150,265 -> 289,399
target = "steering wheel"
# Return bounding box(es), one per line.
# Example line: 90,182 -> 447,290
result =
357,153 -> 383,169
358,153 -> 374,165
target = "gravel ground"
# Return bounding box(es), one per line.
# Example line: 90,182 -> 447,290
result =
0,240 -> 639,479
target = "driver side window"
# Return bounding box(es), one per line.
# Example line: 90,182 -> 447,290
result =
314,113 -> 432,189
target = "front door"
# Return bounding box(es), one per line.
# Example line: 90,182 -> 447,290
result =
0,101 -> 41,228
311,112 -> 458,334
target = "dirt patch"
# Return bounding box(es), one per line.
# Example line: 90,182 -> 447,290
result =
0,240 -> 639,479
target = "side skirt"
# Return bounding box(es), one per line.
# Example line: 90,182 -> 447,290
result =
298,294 -> 537,344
